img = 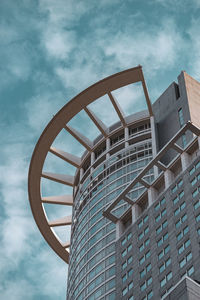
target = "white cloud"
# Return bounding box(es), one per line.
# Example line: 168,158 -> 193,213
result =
56,63 -> 101,92
0,279 -> 35,300
0,142 -> 69,299
38,0 -> 86,26
101,20 -> 184,75
187,19 -> 200,80
25,91 -> 66,133
112,82 -> 147,115
42,28 -> 76,60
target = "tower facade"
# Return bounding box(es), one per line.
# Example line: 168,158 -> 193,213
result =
28,67 -> 200,300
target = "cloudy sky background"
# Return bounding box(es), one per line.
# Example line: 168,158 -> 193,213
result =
1,0 -> 200,299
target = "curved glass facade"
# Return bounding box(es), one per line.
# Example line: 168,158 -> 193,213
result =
67,118 -> 154,300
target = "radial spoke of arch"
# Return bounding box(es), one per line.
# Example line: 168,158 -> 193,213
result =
42,195 -> 73,205
42,172 -> 74,187
84,107 -> 108,137
48,215 -> 72,227
49,147 -> 81,168
108,92 -> 126,127
65,125 -> 93,151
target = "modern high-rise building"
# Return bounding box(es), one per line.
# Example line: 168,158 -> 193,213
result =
28,66 -> 200,300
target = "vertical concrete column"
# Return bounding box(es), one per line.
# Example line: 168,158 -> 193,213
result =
80,168 -> 84,180
150,116 -> 158,158
90,152 -> 95,172
150,116 -> 159,178
181,152 -> 190,171
148,187 -> 158,206
106,138 -> 110,160
74,185 -> 77,194
198,136 -> 200,150
116,220 -> 124,240
164,170 -> 174,189
132,204 -> 141,224
79,168 -> 84,189
125,127 -> 129,148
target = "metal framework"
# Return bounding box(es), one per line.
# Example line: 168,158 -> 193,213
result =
28,66 -> 152,263
103,122 -> 200,223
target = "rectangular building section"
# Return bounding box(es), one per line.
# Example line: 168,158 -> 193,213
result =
104,72 -> 200,300
67,71 -> 200,300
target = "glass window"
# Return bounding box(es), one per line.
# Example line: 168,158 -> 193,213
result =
172,181 -> 183,194
166,258 -> 171,267
147,277 -> 152,285
187,252 -> 192,261
188,266 -> 194,276
173,196 -> 179,205
194,200 -> 200,210
106,278 -> 115,291
167,272 -> 172,281
139,227 -> 149,241
121,237 -> 127,246
106,266 -> 115,278
122,249 -> 127,258
180,258 -> 186,268
139,232 -> 144,240
175,214 -> 187,229
138,220 -> 143,229
122,274 -> 127,283
157,233 -> 168,247
178,180 -> 183,188
161,198 -> 166,205
178,244 -> 184,255
189,166 -> 195,176
178,108 -> 184,126
122,261 -> 127,270
140,256 -> 145,265
182,134 -> 187,147
191,177 -> 197,186
140,269 -> 146,278
159,264 -> 165,273
148,291 -> 153,299
172,185 -> 177,194
128,256 -> 133,264
128,281 -> 133,290
160,277 -> 166,287
127,232 -> 132,240
141,282 -> 146,291
155,198 -> 165,211
128,268 -> 133,277
146,250 -> 150,259
161,208 -> 166,217
155,208 -> 166,223
139,244 -> 145,252
128,244 -> 132,252
122,287 -> 128,296
185,239 -> 191,248
147,263 -> 151,272
196,214 -> 200,222
184,226 -> 189,234
174,202 -> 185,216
192,188 -> 198,198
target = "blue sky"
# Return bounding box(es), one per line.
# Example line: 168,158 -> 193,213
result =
0,0 -> 200,299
